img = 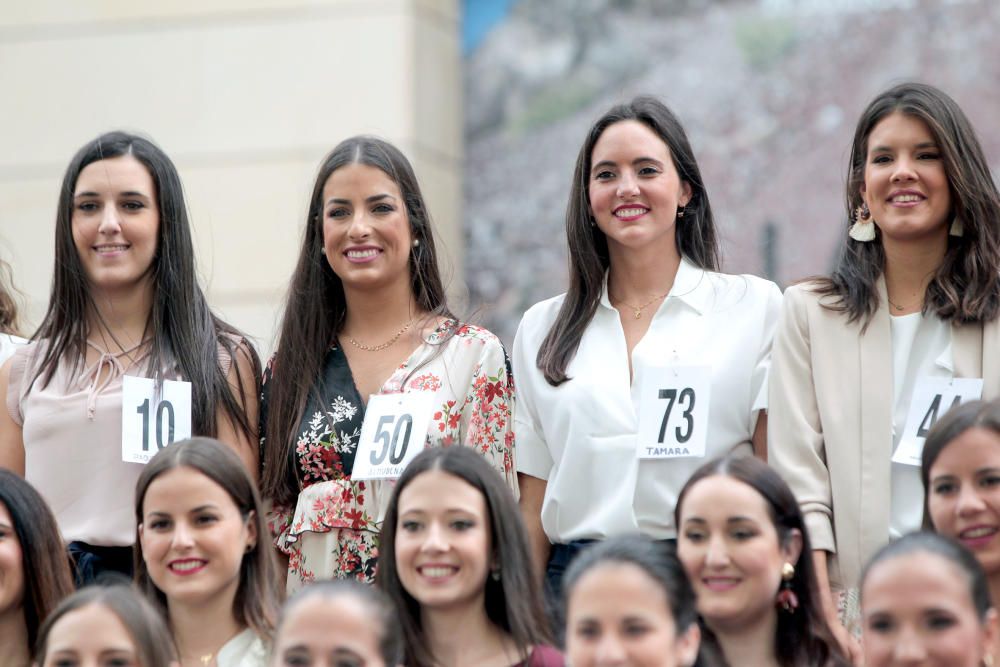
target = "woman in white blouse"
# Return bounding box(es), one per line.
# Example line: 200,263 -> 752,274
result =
768,82 -> 1000,659
514,96 -> 781,603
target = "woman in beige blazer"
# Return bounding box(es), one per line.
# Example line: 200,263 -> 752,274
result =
769,82 -> 1000,659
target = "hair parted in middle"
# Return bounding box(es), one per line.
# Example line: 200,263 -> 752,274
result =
133,437 -> 280,640
260,135 -> 455,507
375,445 -> 551,667
675,454 -> 848,667
816,82 -> 1000,327
535,95 -> 719,387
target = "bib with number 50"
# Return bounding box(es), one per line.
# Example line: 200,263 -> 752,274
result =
352,393 -> 434,480
121,376 -> 193,464
636,366 -> 711,459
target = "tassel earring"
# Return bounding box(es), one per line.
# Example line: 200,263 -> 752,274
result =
849,202 -> 876,242
775,562 -> 798,613
950,217 -> 964,237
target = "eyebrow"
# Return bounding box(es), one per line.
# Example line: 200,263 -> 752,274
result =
591,156 -> 664,173
683,516 -> 757,524
145,504 -> 219,518
868,141 -> 939,153
74,190 -> 152,199
325,193 -> 396,207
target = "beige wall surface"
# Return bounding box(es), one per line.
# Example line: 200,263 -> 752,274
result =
0,0 -> 462,355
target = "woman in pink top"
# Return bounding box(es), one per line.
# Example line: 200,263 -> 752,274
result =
0,131 -> 260,585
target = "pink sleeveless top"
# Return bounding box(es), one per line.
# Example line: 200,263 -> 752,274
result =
7,340 -> 234,546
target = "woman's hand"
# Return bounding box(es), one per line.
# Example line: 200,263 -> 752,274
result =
813,550 -> 862,665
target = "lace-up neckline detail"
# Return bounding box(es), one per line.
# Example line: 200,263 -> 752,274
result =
80,339 -> 151,420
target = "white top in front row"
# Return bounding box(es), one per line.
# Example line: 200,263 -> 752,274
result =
514,258 -> 782,542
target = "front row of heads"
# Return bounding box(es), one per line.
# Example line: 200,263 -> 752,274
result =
9,433 -> 1000,667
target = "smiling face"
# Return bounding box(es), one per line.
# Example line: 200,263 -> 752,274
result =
677,475 -> 799,634
861,111 -> 952,245
72,155 -> 160,296
321,162 -> 414,296
927,427 -> 1000,574
272,594 -> 386,667
566,562 -> 699,667
138,466 -> 255,609
394,469 -> 492,613
588,120 -> 691,260
0,501 -> 25,618
41,603 -> 140,667
862,551 -> 994,667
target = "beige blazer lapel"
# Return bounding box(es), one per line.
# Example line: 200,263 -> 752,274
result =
857,277 -> 893,575
981,318 -> 1000,399
952,321 -> 984,380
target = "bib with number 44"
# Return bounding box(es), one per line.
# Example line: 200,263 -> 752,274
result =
892,376 -> 984,467
121,376 -> 193,464
637,366 -> 711,459
352,393 -> 434,480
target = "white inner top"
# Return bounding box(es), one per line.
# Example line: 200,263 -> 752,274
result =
889,312 -> 951,539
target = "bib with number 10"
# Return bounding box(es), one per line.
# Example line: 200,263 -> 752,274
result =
892,376 -> 984,467
637,366 -> 711,459
352,393 -> 434,480
121,375 -> 193,464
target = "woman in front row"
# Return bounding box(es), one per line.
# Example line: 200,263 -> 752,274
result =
769,82 -> 1000,652
260,136 -> 515,591
675,455 -> 847,667
860,532 -> 997,667
515,96 -> 781,599
135,437 -> 280,667
377,446 -> 561,667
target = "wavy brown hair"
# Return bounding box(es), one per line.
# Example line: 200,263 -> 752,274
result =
815,82 -> 1000,326
260,136 -> 454,506
0,470 -> 74,657
536,96 -> 719,386
0,259 -> 20,336
134,437 -> 280,641
376,446 -> 551,667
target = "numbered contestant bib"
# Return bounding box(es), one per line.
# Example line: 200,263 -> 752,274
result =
352,393 -> 434,480
121,376 -> 193,464
892,377 -> 984,467
637,366 -> 711,460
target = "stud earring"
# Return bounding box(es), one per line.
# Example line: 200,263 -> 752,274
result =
676,205 -> 686,219
490,567 -> 501,582
849,202 -> 876,242
412,238 -> 420,248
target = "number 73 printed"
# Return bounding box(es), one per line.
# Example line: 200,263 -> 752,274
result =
636,366 -> 711,460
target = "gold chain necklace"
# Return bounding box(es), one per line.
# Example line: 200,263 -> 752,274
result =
346,319 -> 414,352
887,295 -> 921,312
611,292 -> 670,319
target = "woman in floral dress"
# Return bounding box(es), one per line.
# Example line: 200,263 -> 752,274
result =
259,136 -> 515,592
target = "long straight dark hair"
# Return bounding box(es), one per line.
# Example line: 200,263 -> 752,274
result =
376,446 -> 552,667
260,136 -> 454,505
31,131 -> 259,441
675,455 -> 848,667
536,96 -> 720,386
134,438 -> 281,641
815,82 -> 1000,326
0,470 -> 75,657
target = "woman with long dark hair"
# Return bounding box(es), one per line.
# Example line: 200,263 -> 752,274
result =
769,82 -> 1000,652
376,446 -> 560,667
514,96 -> 781,597
675,454 -> 847,667
921,399 -> 1000,644
260,136 -> 514,591
134,437 -> 280,667
0,131 -> 260,585
0,470 -> 74,667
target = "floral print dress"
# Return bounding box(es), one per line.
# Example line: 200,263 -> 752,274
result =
261,320 -> 516,592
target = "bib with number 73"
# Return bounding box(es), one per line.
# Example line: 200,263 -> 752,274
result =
636,366 -> 711,459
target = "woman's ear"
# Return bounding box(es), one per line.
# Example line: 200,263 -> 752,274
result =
245,509 -> 258,550
782,527 -> 804,567
677,622 -> 701,667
